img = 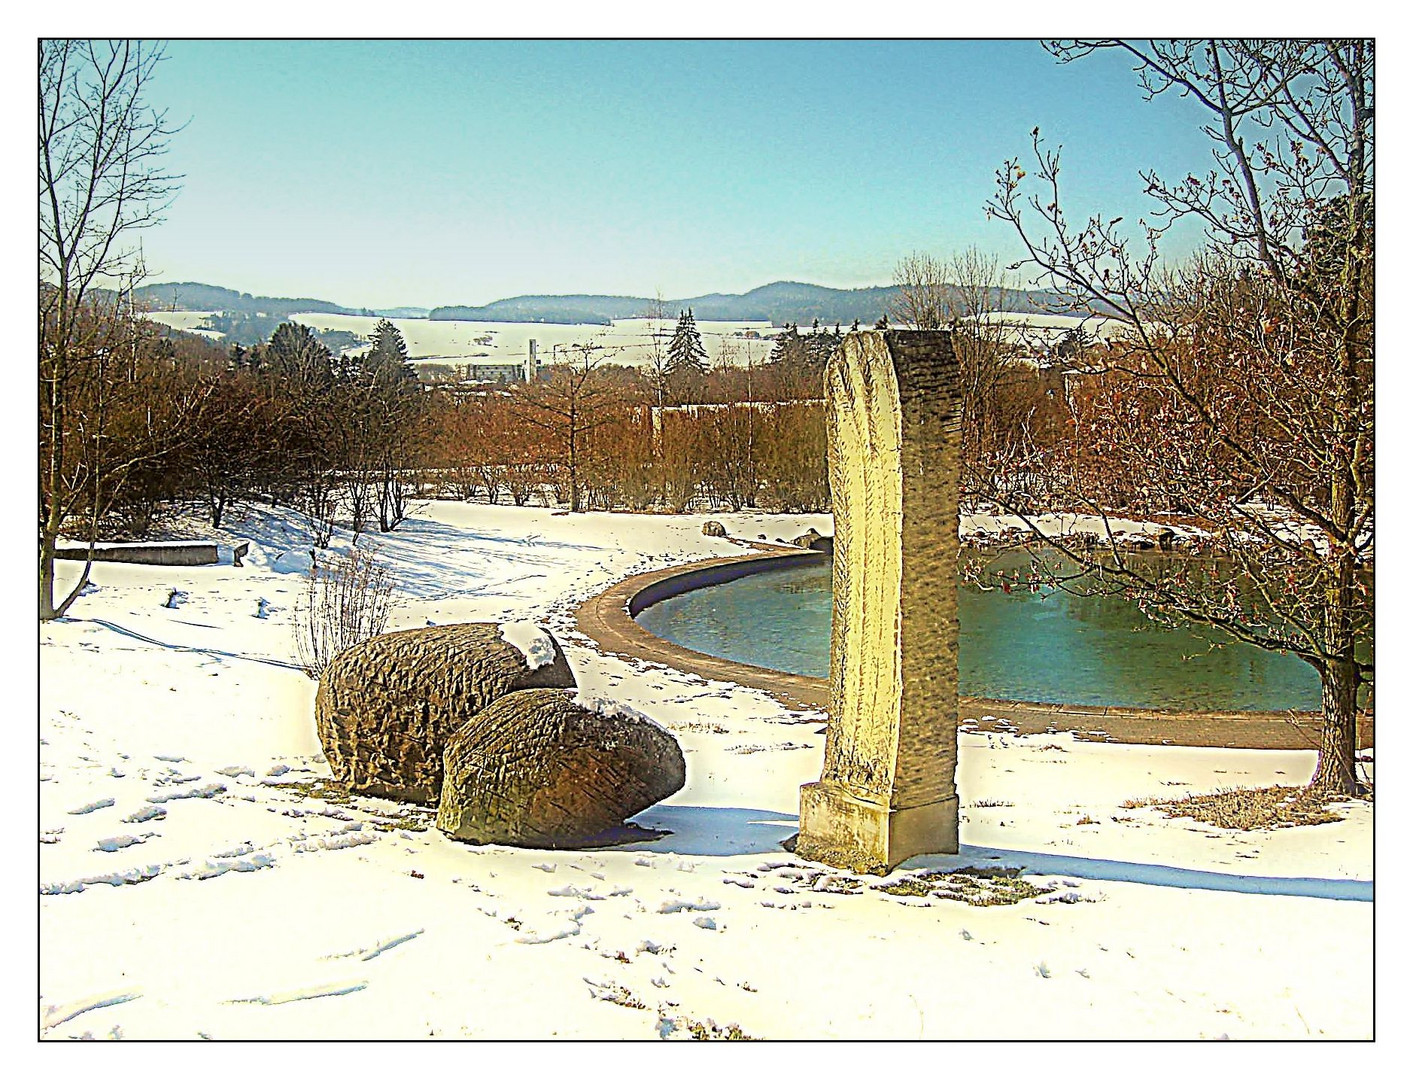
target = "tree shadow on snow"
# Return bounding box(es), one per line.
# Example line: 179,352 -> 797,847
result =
392,516 -> 607,555
615,805 -> 801,857
77,617 -> 306,672
902,845 -> 1372,902
604,809 -> 1371,902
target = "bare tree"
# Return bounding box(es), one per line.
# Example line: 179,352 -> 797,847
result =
293,545 -> 398,679
511,344 -> 630,513
40,40 -> 182,619
889,250 -> 949,329
985,39 -> 1373,794
941,247 -> 1020,482
892,247 -> 1033,489
642,290 -> 670,408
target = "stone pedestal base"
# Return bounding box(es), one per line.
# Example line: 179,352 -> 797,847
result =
795,780 -> 958,875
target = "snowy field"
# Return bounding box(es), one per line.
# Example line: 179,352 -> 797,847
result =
140,308 -> 1128,370
140,309 -> 227,341
289,313 -> 777,370
36,500 -> 1373,1041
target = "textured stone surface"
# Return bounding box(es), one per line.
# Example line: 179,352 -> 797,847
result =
315,623 -> 576,805
437,688 -> 685,846
797,330 -> 963,873
702,520 -> 727,537
790,528 -> 832,553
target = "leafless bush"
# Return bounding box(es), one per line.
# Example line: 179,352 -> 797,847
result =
293,544 -> 399,678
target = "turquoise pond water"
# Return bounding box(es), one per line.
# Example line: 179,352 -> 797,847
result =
634,558 -> 1327,712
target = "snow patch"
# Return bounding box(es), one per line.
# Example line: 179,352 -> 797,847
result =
499,621 -> 556,670
146,782 -> 226,804
573,691 -> 668,734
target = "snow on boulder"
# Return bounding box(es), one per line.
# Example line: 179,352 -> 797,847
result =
572,691 -> 669,734
498,622 -> 557,671
437,688 -> 685,848
315,623 -> 576,805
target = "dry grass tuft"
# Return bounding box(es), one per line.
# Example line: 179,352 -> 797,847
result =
875,865 -> 1054,906
1122,785 -> 1358,831
686,1018 -> 758,1040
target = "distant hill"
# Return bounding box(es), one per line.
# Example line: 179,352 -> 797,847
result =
428,294 -> 652,326
133,281 -> 354,318
428,280 -> 1077,327
136,278 -> 1094,335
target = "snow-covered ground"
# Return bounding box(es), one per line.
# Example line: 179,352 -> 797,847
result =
140,309 -> 227,341
287,313 -> 778,370
143,310 -> 1128,371
37,500 -> 1372,1040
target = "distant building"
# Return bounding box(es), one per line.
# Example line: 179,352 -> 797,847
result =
425,342 -> 543,386
453,360 -> 531,385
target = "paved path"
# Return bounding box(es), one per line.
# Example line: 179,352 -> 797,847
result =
574,547 -> 1374,751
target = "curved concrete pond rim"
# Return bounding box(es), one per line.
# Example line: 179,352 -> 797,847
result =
573,546 -> 1374,751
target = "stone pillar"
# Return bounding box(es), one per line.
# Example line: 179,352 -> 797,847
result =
796,330 -> 962,874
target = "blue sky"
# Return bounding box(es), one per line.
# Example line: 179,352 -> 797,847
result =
138,39 -> 1221,309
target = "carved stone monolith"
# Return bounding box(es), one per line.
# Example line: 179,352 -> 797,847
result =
796,330 -> 962,874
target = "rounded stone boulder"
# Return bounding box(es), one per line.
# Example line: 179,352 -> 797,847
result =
702,520 -> 727,537
437,688 -> 686,847
791,527 -> 832,553
315,623 -> 576,805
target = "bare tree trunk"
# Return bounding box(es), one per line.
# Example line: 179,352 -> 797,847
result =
38,534 -> 61,622
40,528 -> 95,621
567,411 -> 580,513
1312,657 -> 1363,795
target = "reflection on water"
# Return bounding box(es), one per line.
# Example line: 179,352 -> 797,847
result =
635,558 -> 1326,711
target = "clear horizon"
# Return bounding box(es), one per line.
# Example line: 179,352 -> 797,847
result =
129,39 -> 1219,309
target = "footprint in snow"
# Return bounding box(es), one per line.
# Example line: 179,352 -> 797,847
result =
94,834 -> 155,852
68,798 -> 115,816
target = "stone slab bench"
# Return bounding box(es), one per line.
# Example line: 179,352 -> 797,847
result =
54,541 -> 219,566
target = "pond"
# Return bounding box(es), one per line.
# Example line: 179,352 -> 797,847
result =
634,555 -> 1327,712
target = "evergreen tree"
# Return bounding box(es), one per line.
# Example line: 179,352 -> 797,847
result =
353,319 -> 421,533
664,308 -> 708,404
805,322 -> 841,369
768,323 -> 800,366
266,322 -> 334,387
363,318 -> 417,389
